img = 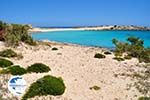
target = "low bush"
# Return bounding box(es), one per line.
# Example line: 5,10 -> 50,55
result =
94,53 -> 106,59
113,57 -> 125,61
0,65 -> 27,75
0,58 -> 13,68
137,48 -> 150,63
0,21 -> 36,47
4,33 -> 20,47
8,65 -> 26,75
104,51 -> 112,55
52,47 -> 58,50
22,75 -> 66,100
138,96 -> 150,100
124,55 -> 132,60
27,63 -> 51,73
0,49 -> 17,58
114,52 -> 122,57
22,34 -> 37,46
112,37 -> 150,63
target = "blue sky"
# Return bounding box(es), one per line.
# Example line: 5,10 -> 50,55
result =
0,0 -> 150,26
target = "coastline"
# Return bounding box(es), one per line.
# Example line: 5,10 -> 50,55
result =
0,22 -> 149,100
29,25 -> 150,33
40,40 -> 115,50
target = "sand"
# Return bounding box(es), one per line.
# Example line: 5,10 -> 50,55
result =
0,41 -> 143,100
28,26 -> 114,32
29,25 -> 150,33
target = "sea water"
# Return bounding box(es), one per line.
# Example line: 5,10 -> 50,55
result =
32,30 -> 150,48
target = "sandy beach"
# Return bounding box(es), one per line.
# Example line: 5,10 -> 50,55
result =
0,41 -> 144,100
29,25 -> 150,33
1,0 -> 150,99
28,26 -> 113,32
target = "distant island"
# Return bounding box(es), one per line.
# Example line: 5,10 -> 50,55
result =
29,25 -> 150,32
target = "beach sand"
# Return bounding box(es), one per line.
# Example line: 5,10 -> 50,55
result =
28,26 -> 114,32
29,25 -> 150,32
0,41 -> 143,100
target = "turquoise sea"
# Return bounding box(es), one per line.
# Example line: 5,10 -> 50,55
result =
32,30 -> 150,48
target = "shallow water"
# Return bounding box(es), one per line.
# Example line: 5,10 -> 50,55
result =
32,30 -> 150,48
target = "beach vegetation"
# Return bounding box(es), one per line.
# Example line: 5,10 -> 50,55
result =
104,51 -> 112,55
114,51 -> 123,57
0,21 -> 36,47
16,53 -> 24,60
0,58 -> 13,68
138,96 -> 150,100
113,57 -> 125,61
22,75 -> 66,100
112,38 -> 129,54
89,85 -> 101,90
27,63 -> 51,73
123,64 -> 150,98
112,37 -> 150,63
0,65 -> 27,75
0,49 -> 17,58
52,47 -> 58,50
94,53 -> 106,59
124,55 -> 132,60
134,70 -> 150,96
114,52 -> 123,57
0,21 -> 8,41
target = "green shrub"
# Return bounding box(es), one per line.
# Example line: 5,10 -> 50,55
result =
22,75 -> 66,100
113,57 -> 125,61
104,51 -> 112,55
22,34 -> 37,46
112,38 -> 129,54
138,48 -> 150,63
0,49 -> 17,58
127,37 -> 144,46
8,65 -> 26,75
138,96 -> 150,100
0,21 -> 36,47
0,58 -> 13,68
94,53 -> 106,59
112,37 -> 150,63
124,55 -> 132,60
0,21 -> 7,41
114,52 -> 122,57
4,33 -> 20,47
52,47 -> 58,50
27,63 -> 51,73
0,65 -> 27,75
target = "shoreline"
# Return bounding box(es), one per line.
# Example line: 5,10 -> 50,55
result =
39,40 -> 115,50
29,25 -> 150,32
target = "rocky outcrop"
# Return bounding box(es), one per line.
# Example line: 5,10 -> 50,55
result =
86,25 -> 150,31
110,25 -> 150,31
